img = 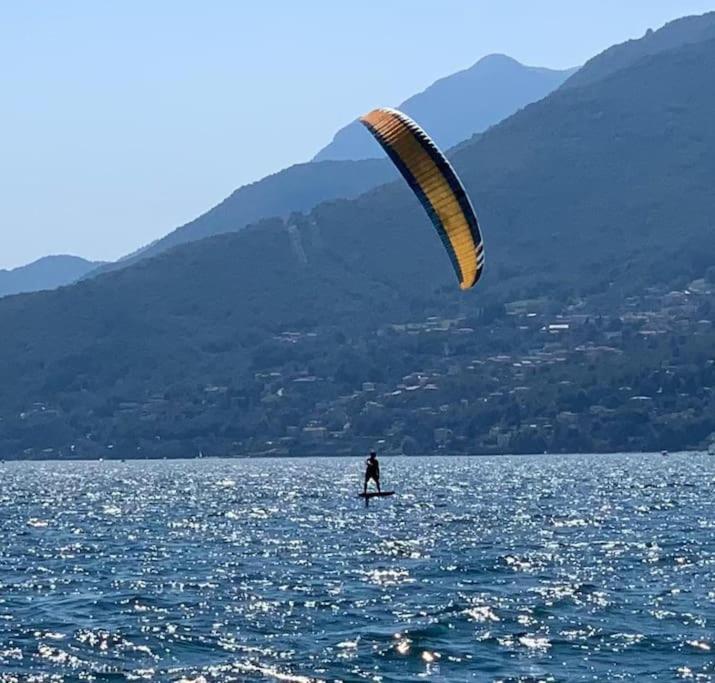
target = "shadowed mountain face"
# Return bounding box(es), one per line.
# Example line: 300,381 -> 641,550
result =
0,255 -> 102,298
564,10 -> 715,89
1,20 -> 715,456
313,54 -> 576,162
89,159 -> 395,277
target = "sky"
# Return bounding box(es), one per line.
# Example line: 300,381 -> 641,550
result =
1,1 -> 714,270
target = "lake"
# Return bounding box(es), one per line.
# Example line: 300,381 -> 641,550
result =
0,453 -> 713,681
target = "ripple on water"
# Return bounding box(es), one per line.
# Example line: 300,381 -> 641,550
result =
0,453 -> 713,681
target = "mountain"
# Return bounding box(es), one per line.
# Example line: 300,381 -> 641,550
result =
89,159 -> 394,276
0,255 -> 102,298
2,24 -> 715,458
313,54 -> 576,162
564,10 -> 715,89
93,55 -> 574,276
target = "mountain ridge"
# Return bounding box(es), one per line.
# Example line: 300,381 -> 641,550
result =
0,255 -> 103,298
89,54 -> 574,278
313,54 -> 576,162
564,10 -> 715,89
87,159 -> 394,278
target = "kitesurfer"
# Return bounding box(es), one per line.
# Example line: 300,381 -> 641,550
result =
364,451 -> 381,495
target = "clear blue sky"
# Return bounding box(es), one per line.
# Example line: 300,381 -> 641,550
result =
1,0 -> 713,269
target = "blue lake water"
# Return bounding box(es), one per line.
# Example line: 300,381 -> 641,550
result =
0,453 -> 713,682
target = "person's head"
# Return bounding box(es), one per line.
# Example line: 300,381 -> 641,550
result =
369,451 -> 377,460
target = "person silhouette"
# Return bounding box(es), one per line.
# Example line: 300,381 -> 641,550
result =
364,451 -> 381,495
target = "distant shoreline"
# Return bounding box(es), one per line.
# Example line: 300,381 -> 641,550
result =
0,450 -> 706,464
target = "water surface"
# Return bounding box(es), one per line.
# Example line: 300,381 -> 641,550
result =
0,453 -> 713,681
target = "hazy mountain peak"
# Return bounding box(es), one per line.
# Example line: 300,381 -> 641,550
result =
313,55 -> 576,162
0,254 -> 102,298
476,52 -> 519,64
467,53 -> 546,71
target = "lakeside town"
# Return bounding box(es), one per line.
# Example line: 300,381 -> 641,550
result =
6,276 -> 714,460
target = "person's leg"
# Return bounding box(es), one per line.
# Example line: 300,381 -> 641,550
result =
376,477 -> 381,493
364,475 -> 368,495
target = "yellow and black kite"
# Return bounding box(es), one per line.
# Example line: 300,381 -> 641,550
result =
361,108 -> 485,290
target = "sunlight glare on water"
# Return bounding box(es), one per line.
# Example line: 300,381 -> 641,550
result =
0,454 -> 713,681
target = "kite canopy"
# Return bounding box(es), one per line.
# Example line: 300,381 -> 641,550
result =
360,108 -> 484,290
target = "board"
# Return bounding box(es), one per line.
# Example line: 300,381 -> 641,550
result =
358,491 -> 395,499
